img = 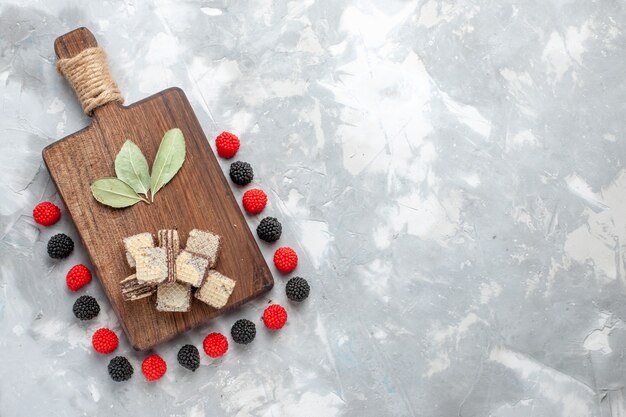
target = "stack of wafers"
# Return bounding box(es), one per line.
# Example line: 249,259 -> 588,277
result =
120,229 -> 236,312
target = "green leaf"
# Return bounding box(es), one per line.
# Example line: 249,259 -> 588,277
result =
91,177 -> 148,208
150,128 -> 186,201
115,140 -> 151,197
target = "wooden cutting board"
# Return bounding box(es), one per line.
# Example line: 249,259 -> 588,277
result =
43,28 -> 273,350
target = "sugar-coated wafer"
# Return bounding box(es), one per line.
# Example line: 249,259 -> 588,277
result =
123,232 -> 154,268
195,270 -> 235,309
135,247 -> 168,285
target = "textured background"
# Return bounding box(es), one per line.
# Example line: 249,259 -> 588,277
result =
1,0 -> 625,416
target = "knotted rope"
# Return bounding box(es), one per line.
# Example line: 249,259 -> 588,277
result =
56,47 -> 124,115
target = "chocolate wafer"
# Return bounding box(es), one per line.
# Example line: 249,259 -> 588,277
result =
120,274 -> 156,301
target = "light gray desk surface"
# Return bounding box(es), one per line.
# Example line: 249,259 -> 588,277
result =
1,1 -> 625,415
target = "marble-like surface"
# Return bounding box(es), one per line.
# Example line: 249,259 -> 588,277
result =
1,0 -> 625,415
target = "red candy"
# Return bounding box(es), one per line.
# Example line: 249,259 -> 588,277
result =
92,328 -> 119,354
203,332 -> 229,358
33,202 -> 61,226
242,189 -> 268,215
66,264 -> 92,291
263,304 -> 288,330
142,354 -> 167,381
273,247 -> 298,273
215,132 -> 240,159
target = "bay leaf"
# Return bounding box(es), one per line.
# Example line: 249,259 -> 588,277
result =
115,140 -> 151,197
91,177 -> 148,208
150,128 -> 186,201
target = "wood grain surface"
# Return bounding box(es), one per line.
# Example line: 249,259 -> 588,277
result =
43,28 -> 273,350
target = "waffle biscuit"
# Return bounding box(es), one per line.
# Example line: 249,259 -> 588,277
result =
158,229 -> 180,253
135,247 -> 168,285
123,232 -> 155,268
185,229 -> 221,268
158,229 -> 179,284
195,270 -> 236,309
156,281 -> 191,312
120,274 -> 156,301
176,250 -> 209,287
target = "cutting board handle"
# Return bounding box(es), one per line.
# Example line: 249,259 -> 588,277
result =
54,28 -> 123,116
54,27 -> 98,59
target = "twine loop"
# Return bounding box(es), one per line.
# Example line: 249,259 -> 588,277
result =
56,47 -> 124,116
